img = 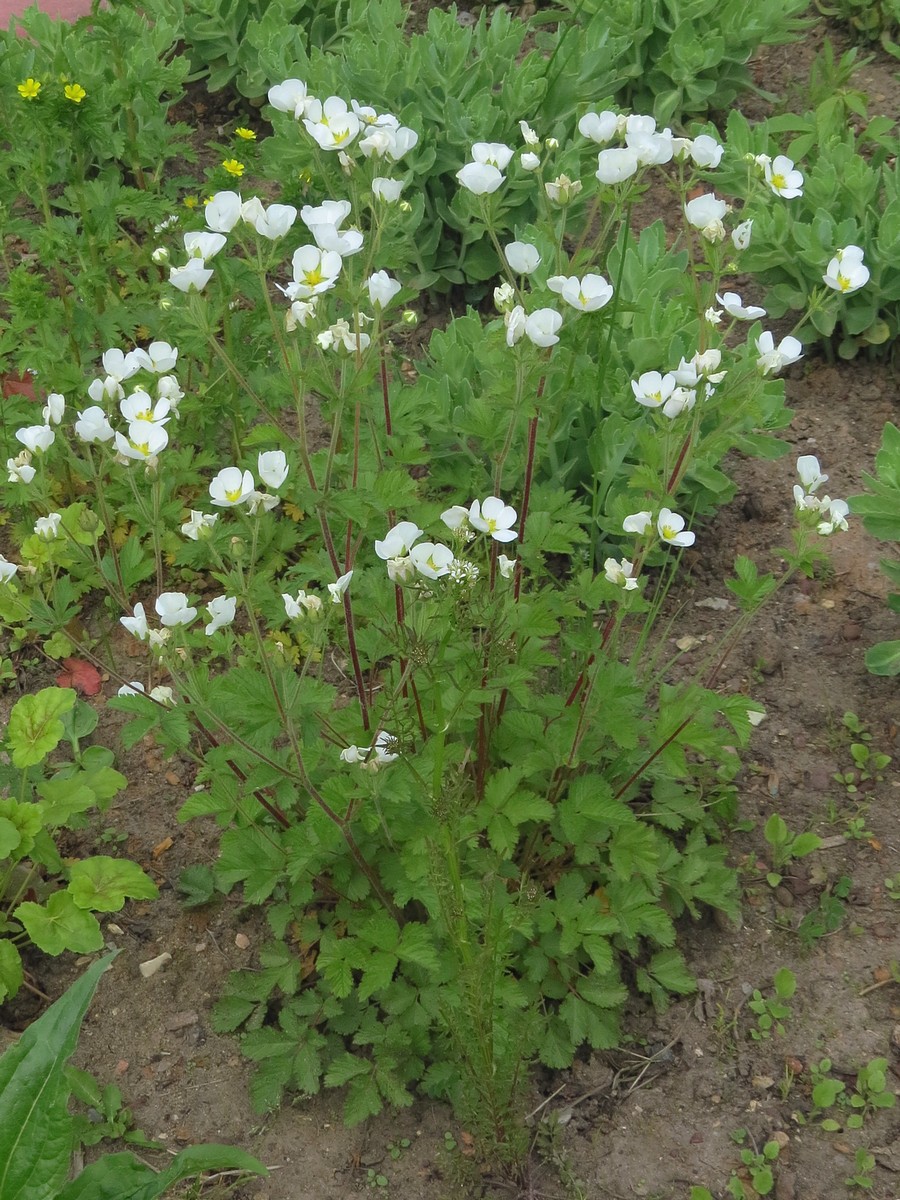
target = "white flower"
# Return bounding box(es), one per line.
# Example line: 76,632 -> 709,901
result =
690,134 -> 723,168
497,554 -> 516,579
209,467 -> 254,507
155,591 -> 197,627
684,193 -> 728,241
151,247 -> 169,265
662,387 -> 696,419
625,114 -> 656,136
441,505 -> 470,532
246,490 -> 280,516
732,219 -> 753,250
7,455 -> 35,484
545,174 -> 582,204
604,557 -> 639,590
409,541 -> 455,579
150,686 -> 176,705
288,245 -> 343,298
504,241 -> 541,275
41,393 -> 65,424
283,589 -> 323,619
205,595 -> 236,635
547,273 -> 613,312
366,270 -> 402,309
88,375 -> 123,404
623,510 -> 652,534
309,223 -> 364,257
316,319 -> 370,354
301,200 -> 352,231
339,745 -> 366,764
519,119 -> 540,146
181,509 -> 218,540
823,249 -> 869,294
472,142 -> 514,169
34,512 -> 62,539
360,125 -> 417,161
631,371 -> 676,409
118,681 -> 146,697
626,129 -> 674,166
143,340 -> 178,372
115,420 -> 169,461
372,177 -> 404,202
386,556 -> 415,583
268,78 -> 311,117
327,570 -> 354,603
817,498 -> 850,536
285,298 -> 319,331
101,348 -> 143,381
520,151 -> 541,172
595,147 -> 639,185
505,305 -> 527,346
170,260 -> 214,293
303,97 -> 361,151
468,496 -> 518,543
715,290 -> 766,320
457,162 -> 504,194
657,508 -> 695,548
375,520 -> 423,560
242,200 -> 297,240
257,450 -> 289,489
184,231 -> 227,260
494,282 -> 515,313
205,190 -> 243,233
120,391 -> 169,424
797,455 -> 828,494
756,331 -> 804,375
764,155 -> 804,198
74,406 -> 114,443
705,306 -> 723,325
578,110 -> 618,144
0,555 -> 19,583
120,602 -> 149,640
524,308 -> 562,348
16,425 -> 54,454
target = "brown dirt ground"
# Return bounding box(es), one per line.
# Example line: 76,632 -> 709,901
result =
2,10 -> 900,1200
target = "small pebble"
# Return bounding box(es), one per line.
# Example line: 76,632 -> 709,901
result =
234,933 -> 251,950
841,622 -> 861,641
139,951 -> 172,978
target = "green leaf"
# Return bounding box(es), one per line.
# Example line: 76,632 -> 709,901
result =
56,1144 -> 267,1200
0,940 -> 24,1003
0,954 -> 115,1200
68,857 -> 159,912
7,688 -> 76,768
14,892 -> 104,955
177,865 -> 217,908
865,639 -> 900,675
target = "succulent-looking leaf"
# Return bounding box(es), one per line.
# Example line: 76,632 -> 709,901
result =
6,688 -> 77,768
68,857 -> 159,912
15,891 -> 104,955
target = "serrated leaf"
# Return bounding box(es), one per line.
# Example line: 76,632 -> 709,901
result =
68,857 -> 159,912
14,892 -> 104,955
343,1073 -> 382,1126
7,688 -> 76,768
0,940 -> 24,1002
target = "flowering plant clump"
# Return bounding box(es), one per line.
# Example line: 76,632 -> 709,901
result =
0,25 -> 862,1170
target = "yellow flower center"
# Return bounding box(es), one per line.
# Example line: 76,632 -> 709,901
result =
333,128 -> 349,144
132,441 -> 150,456
837,273 -> 851,292
303,268 -> 325,287
225,487 -> 243,502
770,173 -> 786,190
661,525 -> 675,540
486,518 -> 497,532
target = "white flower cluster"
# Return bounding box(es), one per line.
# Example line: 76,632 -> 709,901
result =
339,730 -> 399,772
623,508 -> 695,549
119,592 -> 237,643
630,348 -> 727,420
792,455 -> 849,536
206,451 -> 290,518
282,571 -> 353,621
373,498 -> 518,585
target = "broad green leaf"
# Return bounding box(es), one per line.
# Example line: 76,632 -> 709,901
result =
15,891 -> 104,955
68,857 -> 159,912
55,1145 -> 266,1200
865,639 -> 900,676
0,940 -> 24,1002
6,688 -> 77,768
0,954 -> 115,1200
0,817 -> 21,859
36,778 -> 97,827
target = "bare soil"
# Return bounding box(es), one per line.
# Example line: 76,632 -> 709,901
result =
2,10 -> 899,1200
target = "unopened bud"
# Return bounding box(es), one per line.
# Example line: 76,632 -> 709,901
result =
545,137 -> 559,150
78,507 -> 101,534
399,200 -> 412,212
401,309 -> 418,327
159,297 -> 173,311
151,246 -> 170,266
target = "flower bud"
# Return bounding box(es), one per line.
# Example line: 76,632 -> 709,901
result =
159,297 -> 173,311
401,309 -> 418,326
545,137 -> 559,150
151,246 -> 170,265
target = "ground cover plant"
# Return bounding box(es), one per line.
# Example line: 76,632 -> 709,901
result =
2,0 -> 897,1191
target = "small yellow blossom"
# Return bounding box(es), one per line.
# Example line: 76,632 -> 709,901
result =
234,126 -> 256,140
222,158 -> 245,177
17,78 -> 42,100
64,83 -> 86,103
183,196 -> 199,209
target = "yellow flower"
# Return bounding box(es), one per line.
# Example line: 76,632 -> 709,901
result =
17,78 -> 42,100
183,195 -> 199,209
64,83 -> 86,103
222,158 -> 245,177
234,126 -> 256,140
